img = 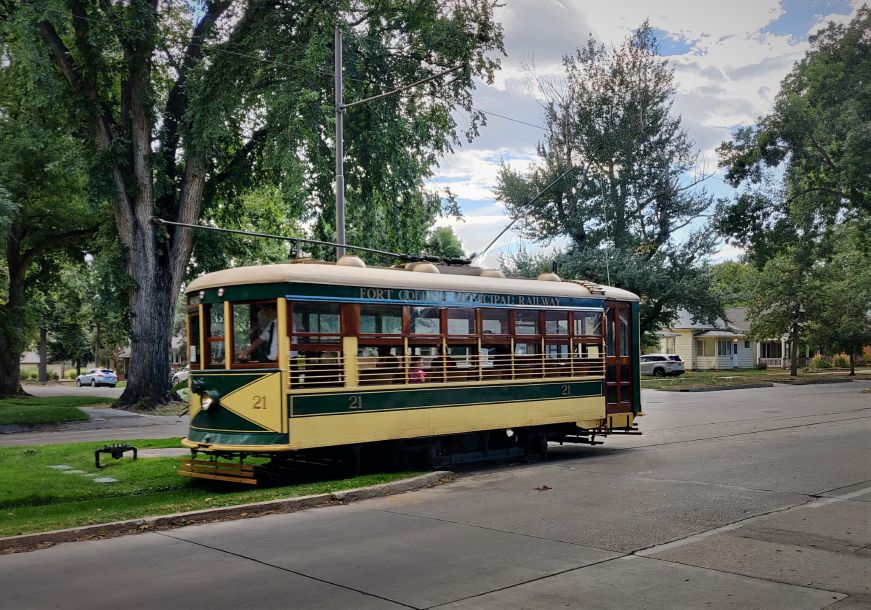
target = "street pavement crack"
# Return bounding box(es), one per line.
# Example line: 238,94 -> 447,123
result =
422,553 -> 629,609
368,507 -> 619,553
154,531 -> 418,609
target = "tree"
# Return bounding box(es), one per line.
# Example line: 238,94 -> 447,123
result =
717,10 -> 870,376
8,0 -> 503,407
718,8 -> 870,246
709,261 -> 758,308
745,247 -> 816,377
0,29 -> 99,397
496,23 -> 721,337
424,226 -> 465,259
45,265 -> 96,377
805,229 -> 871,375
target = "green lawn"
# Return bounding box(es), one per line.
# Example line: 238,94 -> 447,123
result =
0,396 -> 111,426
641,368 -> 864,391
0,438 -> 417,537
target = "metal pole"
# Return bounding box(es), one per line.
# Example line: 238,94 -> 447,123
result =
334,26 -> 346,258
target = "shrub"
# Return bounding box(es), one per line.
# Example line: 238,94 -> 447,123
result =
20,367 -> 37,380
64,370 -> 78,379
755,362 -> 768,370
809,354 -> 832,369
831,354 -> 849,368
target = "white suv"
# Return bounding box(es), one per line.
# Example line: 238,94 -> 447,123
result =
640,354 -> 685,377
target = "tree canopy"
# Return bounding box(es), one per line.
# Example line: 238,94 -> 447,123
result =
4,0 -> 504,405
717,7 -> 870,262
424,226 -> 465,259
496,23 -> 721,336
717,9 -> 871,373
0,27 -> 100,395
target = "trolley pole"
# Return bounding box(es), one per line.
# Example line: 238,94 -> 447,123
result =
334,26 -> 346,258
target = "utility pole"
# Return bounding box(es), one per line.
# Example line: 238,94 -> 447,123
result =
334,26 -> 346,258
333,26 -> 462,260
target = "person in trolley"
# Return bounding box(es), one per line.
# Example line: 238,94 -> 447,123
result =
238,304 -> 278,362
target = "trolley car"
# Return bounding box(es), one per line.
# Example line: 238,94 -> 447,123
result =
179,257 -> 641,483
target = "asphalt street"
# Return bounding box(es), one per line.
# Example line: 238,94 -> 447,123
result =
1,381 -> 869,609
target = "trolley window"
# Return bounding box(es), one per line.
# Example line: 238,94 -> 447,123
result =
188,312 -> 200,369
481,309 -> 509,335
446,309 -> 476,336
515,310 -> 540,335
605,308 -> 616,356
410,307 -> 440,335
619,308 -> 630,356
574,311 -> 602,336
231,302 -> 276,364
205,304 -> 225,367
292,302 -> 341,343
360,304 -> 403,335
545,311 -> 569,335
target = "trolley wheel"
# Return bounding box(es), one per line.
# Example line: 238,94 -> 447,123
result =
524,433 -> 548,464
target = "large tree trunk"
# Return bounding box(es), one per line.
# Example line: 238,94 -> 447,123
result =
116,220 -> 176,407
38,327 -> 47,384
0,327 -> 25,397
0,232 -> 28,397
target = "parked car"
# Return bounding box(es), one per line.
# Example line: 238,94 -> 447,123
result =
172,366 -> 189,385
76,368 -> 118,387
640,354 -> 685,377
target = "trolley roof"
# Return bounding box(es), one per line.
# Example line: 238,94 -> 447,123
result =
186,263 -> 640,302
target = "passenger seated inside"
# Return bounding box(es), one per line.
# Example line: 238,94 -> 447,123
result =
432,346 -> 463,381
371,346 -> 403,384
409,356 -> 427,383
483,344 -> 510,379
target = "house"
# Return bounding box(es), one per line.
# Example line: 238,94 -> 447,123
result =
657,308 -> 792,370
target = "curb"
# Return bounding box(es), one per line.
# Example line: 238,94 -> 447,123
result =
677,382 -> 775,392
0,470 -> 454,555
769,377 -> 854,385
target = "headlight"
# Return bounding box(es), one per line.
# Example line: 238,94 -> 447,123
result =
200,389 -> 220,411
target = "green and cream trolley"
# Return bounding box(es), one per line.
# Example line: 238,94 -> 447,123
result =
180,257 -> 641,483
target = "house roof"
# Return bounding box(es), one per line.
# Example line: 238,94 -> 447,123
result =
695,330 -> 743,338
662,307 -> 749,334
724,307 -> 749,331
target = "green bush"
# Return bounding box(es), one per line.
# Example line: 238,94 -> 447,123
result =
755,362 -> 768,370
20,367 -> 37,380
64,370 -> 78,380
831,354 -> 849,368
809,354 -> 832,369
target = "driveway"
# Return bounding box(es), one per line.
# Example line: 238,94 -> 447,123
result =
23,383 -> 124,400
2,385 -> 187,446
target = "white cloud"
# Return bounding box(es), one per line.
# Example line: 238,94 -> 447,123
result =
431,148 -> 539,202
431,0 -> 862,263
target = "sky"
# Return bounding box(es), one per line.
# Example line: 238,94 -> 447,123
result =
429,0 -> 864,267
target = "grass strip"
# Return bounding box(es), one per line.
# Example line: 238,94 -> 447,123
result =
0,396 -> 111,426
641,369 -> 866,391
0,438 -> 417,537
